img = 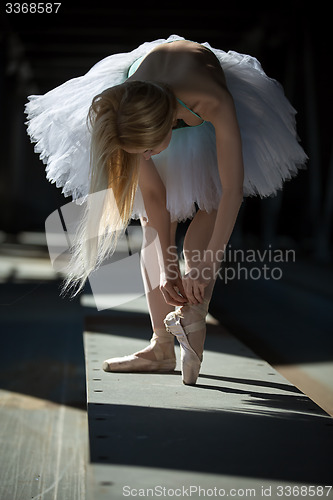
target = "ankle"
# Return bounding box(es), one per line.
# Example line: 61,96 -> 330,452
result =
135,329 -> 175,361
151,327 -> 175,344
178,301 -> 208,327
151,328 -> 175,356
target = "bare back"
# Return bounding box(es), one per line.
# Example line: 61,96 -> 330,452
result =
127,40 -> 228,124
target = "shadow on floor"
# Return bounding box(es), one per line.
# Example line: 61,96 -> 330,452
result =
0,281 -> 87,409
88,400 -> 332,483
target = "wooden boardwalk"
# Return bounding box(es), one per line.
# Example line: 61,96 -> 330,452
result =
0,281 -> 88,500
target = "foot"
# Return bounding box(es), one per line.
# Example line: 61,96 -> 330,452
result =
176,304 -> 207,359
102,328 -> 176,373
164,300 -> 208,385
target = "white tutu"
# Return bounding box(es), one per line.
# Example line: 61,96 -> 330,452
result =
25,34 -> 307,222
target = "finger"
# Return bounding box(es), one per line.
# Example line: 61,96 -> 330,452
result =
192,283 -> 205,303
162,283 -> 187,306
182,279 -> 199,305
168,283 -> 187,303
166,294 -> 187,306
188,283 -> 202,304
160,286 -> 181,306
175,278 -> 188,301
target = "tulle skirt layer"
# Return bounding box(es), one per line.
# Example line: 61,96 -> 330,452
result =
25,34 -> 307,222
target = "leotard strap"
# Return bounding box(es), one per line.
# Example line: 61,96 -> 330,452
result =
176,97 -> 203,120
128,56 -> 145,77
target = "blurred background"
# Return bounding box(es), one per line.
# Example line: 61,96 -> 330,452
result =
0,1 -> 332,412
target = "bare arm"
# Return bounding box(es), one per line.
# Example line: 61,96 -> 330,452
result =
205,89 -> 244,256
182,88 -> 244,303
138,155 -> 187,305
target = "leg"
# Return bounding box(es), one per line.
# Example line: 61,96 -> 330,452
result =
183,209 -> 217,302
134,218 -> 176,362
103,219 -> 178,372
181,209 -> 217,355
164,210 -> 217,384
140,219 -> 176,331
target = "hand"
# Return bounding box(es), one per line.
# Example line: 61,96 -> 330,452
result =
182,263 -> 214,305
159,267 -> 188,306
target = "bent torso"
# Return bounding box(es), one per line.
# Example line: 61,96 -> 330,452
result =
127,40 -> 228,126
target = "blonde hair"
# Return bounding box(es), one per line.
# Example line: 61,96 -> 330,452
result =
63,80 -> 176,294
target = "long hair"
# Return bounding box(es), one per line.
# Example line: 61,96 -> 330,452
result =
62,80 -> 176,294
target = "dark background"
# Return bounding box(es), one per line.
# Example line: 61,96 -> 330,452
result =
1,1 -> 331,258
1,2 -> 332,374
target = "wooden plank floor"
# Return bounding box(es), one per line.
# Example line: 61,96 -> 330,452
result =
0,281 -> 88,500
0,390 -> 87,500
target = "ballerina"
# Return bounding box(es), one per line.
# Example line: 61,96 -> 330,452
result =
25,35 -> 307,385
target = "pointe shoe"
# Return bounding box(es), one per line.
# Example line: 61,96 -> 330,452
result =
164,300 -> 208,385
102,328 -> 176,373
